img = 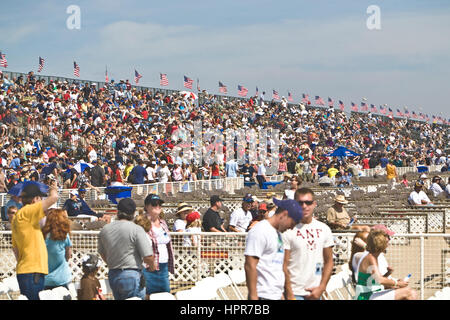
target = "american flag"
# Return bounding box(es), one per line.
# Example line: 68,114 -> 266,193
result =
38,56 -> 45,72
338,100 -> 345,111
315,96 -> 325,106
412,111 -> 418,119
183,76 -> 193,89
351,102 -> 358,112
288,92 -> 293,102
370,104 -> 377,113
432,115 -> 437,123
0,52 -> 7,68
73,61 -> 80,77
105,67 -> 109,83
396,109 -> 403,117
272,90 -> 280,100
379,105 -> 385,114
361,102 -> 368,112
301,94 -> 310,105
134,70 -> 142,84
404,108 -> 410,118
388,108 -> 393,116
328,97 -> 334,107
160,73 -> 169,86
425,114 -> 430,122
256,86 -> 259,96
218,81 -> 227,94
237,85 -> 248,97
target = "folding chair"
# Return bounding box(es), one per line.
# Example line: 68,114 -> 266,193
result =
51,286 -> 72,300
227,269 -> 246,300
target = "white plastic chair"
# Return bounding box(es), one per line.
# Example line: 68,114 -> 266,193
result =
67,282 -> 78,300
17,295 -> 28,300
51,286 -> 72,300
2,276 -> 20,293
189,286 -> 219,300
39,289 -> 56,300
175,289 -> 194,300
227,269 -> 246,300
149,292 -> 176,300
125,297 -> 143,300
0,282 -> 12,300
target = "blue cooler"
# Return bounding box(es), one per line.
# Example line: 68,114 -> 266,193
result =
417,166 -> 428,173
105,186 -> 133,204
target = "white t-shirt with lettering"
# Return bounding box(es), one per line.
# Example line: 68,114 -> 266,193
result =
282,218 -> 334,296
244,220 -> 285,300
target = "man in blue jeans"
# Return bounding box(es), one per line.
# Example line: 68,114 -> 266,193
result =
98,198 -> 155,300
12,181 -> 59,300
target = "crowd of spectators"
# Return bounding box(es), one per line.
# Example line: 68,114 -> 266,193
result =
0,71 -> 449,195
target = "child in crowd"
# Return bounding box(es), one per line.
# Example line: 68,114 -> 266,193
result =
185,211 -> 202,247
78,254 -> 105,300
401,174 -> 409,187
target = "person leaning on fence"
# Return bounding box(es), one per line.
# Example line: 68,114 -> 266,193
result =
142,193 -> 175,298
350,225 -> 395,284
408,181 -> 433,206
173,202 -> 193,232
229,194 -> 254,232
202,195 -> 227,232
41,208 -> 73,291
244,198 -> 303,300
98,198 -> 155,300
283,187 -> 334,300
354,229 -> 417,300
185,211 -> 202,246
11,181 -> 59,300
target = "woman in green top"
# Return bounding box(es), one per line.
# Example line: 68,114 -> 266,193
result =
355,229 -> 417,300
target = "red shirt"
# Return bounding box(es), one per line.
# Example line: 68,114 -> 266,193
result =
362,158 -> 370,169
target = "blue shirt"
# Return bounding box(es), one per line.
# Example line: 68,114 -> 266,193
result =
130,165 -> 147,184
45,235 -> 72,287
226,161 -> 238,177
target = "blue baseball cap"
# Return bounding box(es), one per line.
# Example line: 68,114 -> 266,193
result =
273,198 -> 303,224
243,193 -> 254,203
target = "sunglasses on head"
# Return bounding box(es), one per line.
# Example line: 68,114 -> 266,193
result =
297,200 -> 314,206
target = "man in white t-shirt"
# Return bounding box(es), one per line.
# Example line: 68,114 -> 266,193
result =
229,194 -> 254,232
283,187 -> 334,300
156,161 -> 171,183
429,176 -> 444,197
245,198 -> 303,300
408,181 -> 432,205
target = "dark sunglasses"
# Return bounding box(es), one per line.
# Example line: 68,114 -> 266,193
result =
297,200 -> 314,206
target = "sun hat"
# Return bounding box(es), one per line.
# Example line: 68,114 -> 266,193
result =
334,194 -> 349,204
177,202 -> 193,215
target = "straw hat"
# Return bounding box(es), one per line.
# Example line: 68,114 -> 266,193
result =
334,195 -> 348,204
176,203 -> 193,215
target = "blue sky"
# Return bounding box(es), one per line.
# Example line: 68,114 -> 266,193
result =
1,0 -> 449,118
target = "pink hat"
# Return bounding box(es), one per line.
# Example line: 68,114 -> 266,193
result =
372,224 -> 395,236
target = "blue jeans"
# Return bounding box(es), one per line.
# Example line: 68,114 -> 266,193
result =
17,273 -> 46,300
142,263 -> 170,295
108,269 -> 145,300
